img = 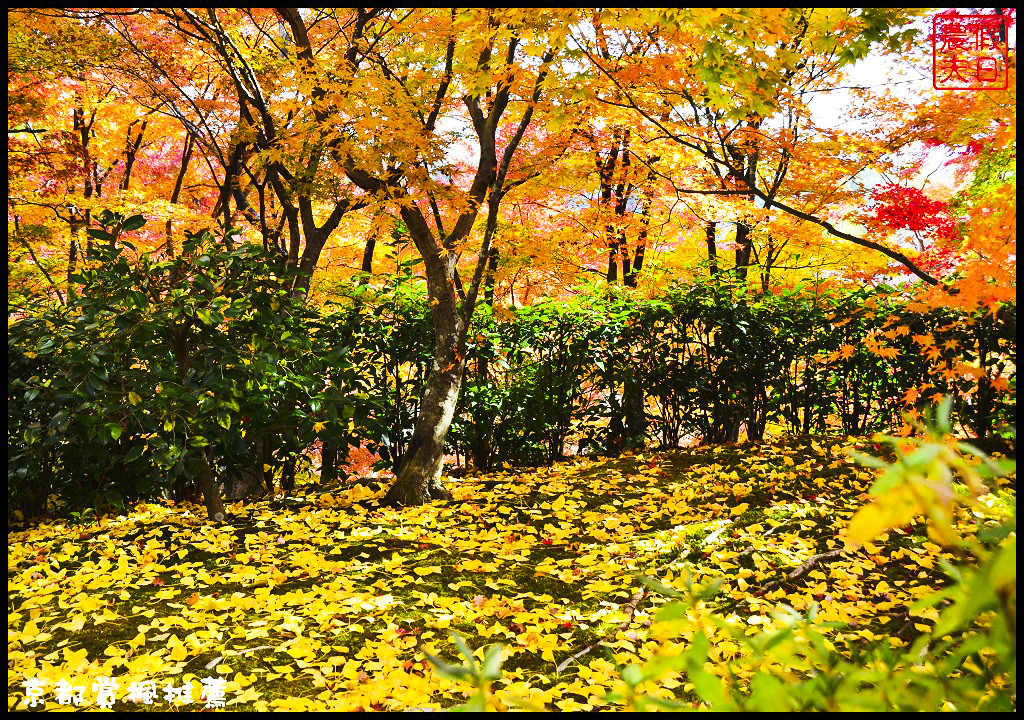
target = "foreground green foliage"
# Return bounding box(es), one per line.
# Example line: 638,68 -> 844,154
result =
8,435 -> 1014,711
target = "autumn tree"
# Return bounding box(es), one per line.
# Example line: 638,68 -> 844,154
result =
7,10 -> 167,303
324,9 -> 564,504
87,9 -> 384,296
577,9 -> 944,289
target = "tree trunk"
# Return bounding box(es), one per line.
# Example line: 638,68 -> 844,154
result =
484,245 -> 498,306
281,456 -> 297,494
973,317 -> 994,438
606,380 -> 624,455
706,221 -> 718,278
383,204 -> 465,505
197,450 -> 226,522
165,131 -> 195,258
67,229 -> 80,301
320,438 -> 338,483
384,338 -> 461,505
623,374 -> 646,448
735,221 -> 752,281
607,235 -> 619,283
761,235 -> 774,293
361,231 -> 377,276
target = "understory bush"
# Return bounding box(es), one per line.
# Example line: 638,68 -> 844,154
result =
312,271 -> 1013,479
8,214 -> 1016,517
8,220 -> 364,519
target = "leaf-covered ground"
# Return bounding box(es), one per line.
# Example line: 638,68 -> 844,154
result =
7,436 -> 1015,711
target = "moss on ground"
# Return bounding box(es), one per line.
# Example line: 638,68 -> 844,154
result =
7,435 -> 1015,711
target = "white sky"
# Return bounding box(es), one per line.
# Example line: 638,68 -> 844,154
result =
807,9 -> 1015,193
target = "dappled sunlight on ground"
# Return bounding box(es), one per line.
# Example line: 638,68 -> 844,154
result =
7,436 -> 1015,711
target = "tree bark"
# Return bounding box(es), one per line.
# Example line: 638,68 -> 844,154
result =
120,119 -> 147,191
197,450 -> 226,522
705,221 -> 718,278
484,245 -> 498,306
623,373 -> 646,448
385,325 -> 461,504
734,221 -> 752,282
761,235 -> 774,293
361,229 -> 377,275
165,131 -> 195,258
320,438 -> 338,483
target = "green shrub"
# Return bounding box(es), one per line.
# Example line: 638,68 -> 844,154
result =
8,219 -> 361,518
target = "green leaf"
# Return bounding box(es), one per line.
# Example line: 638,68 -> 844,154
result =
620,664 -> 644,687
452,632 -> 477,673
654,601 -> 690,624
637,574 -> 685,599
121,214 -> 146,231
87,228 -> 116,243
685,632 -> 727,709
480,643 -> 504,681
457,692 -> 487,712
423,650 -> 473,683
124,444 -> 146,462
749,671 -> 789,711
107,423 -> 123,441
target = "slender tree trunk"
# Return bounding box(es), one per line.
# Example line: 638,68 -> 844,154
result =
467,243 -> 501,470
197,450 -> 226,522
761,235 -> 774,293
623,373 -> 645,448
293,231 -> 324,297
320,439 -> 338,483
623,179 -> 654,288
281,456 -> 296,494
706,221 -> 718,278
165,131 -> 195,258
607,231 -> 619,283
120,119 -> 147,191
735,221 -> 752,281
361,231 -> 377,276
974,317 -> 994,438
484,245 -> 498,306
67,229 -> 80,300
606,367 -> 625,455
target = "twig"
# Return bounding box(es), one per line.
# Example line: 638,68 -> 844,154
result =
553,535 -> 710,674
784,548 -> 847,581
735,523 -> 784,558
759,547 -> 848,595
555,587 -> 649,674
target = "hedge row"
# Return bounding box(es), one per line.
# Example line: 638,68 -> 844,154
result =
8,230 -> 1015,517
